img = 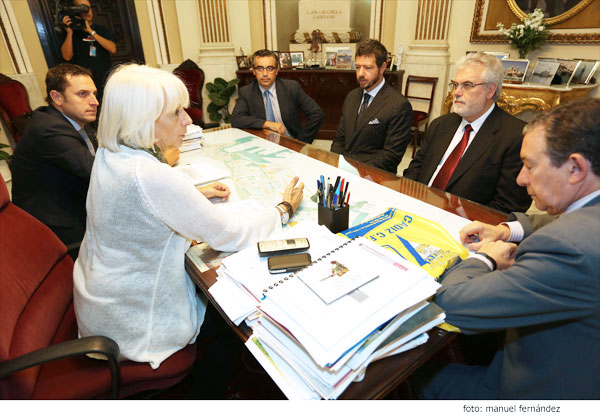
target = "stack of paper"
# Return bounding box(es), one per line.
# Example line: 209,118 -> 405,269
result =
180,124 -> 203,152
194,221 -> 445,399
174,156 -> 230,186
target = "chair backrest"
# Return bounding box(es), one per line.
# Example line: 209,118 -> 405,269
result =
173,60 -> 205,108
0,172 -> 75,399
404,75 -> 438,117
0,74 -> 33,143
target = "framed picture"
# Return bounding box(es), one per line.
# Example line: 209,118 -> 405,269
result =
529,60 -> 560,86
470,0 -> 600,44
385,53 -> 394,70
279,52 -> 293,69
290,51 -> 304,67
336,48 -> 352,69
236,56 -> 249,70
501,59 -> 530,83
325,47 -> 338,68
570,59 -> 599,84
325,51 -> 337,68
555,59 -> 582,85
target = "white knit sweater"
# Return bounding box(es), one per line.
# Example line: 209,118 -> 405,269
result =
73,145 -> 281,368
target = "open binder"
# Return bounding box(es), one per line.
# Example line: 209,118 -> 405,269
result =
263,238 -> 382,304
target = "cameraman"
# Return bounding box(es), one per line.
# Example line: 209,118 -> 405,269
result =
60,0 -> 116,102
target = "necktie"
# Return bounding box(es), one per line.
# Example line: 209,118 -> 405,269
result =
264,90 -> 275,122
431,124 -> 473,190
359,93 -> 371,114
79,128 -> 96,156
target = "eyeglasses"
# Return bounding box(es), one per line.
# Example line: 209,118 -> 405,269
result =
448,81 -> 488,91
254,66 -> 276,73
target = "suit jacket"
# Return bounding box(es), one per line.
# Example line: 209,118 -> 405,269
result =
403,105 -> 531,213
11,105 -> 95,245
330,82 -> 412,173
230,78 -> 324,143
436,195 -> 600,399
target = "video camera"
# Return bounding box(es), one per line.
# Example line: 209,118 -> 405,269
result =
55,1 -> 90,31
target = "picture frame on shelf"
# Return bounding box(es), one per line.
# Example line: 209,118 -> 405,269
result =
325,48 -> 337,68
385,53 -> 394,70
554,59 -> 582,85
529,60 -> 560,86
336,48 -> 352,69
236,56 -> 250,70
279,52 -> 293,69
570,59 -> 599,84
290,51 -> 304,67
501,59 -> 530,83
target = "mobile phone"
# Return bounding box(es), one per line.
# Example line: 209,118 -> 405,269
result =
257,237 -> 310,257
267,253 -> 312,274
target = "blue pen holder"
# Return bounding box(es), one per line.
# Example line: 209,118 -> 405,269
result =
318,204 -> 350,233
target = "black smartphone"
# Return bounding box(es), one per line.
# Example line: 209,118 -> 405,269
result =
267,253 -> 312,274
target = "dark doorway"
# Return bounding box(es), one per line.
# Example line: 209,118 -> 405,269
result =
27,0 -> 145,70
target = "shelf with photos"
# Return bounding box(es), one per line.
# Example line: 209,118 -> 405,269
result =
502,56 -> 598,87
467,51 -> 599,87
444,52 -> 598,116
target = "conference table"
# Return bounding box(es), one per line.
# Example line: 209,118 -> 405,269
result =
183,127 -> 508,399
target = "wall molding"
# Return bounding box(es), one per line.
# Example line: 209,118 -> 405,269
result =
0,0 -> 33,73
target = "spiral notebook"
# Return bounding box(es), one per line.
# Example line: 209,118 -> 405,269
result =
259,236 -> 440,367
264,238 -> 383,304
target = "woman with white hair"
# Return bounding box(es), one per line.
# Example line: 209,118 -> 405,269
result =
73,63 -> 303,371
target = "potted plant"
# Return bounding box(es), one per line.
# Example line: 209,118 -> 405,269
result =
497,9 -> 550,59
206,77 -> 240,123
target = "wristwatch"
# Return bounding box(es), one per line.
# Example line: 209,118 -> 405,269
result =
275,201 -> 293,225
91,30 -> 96,37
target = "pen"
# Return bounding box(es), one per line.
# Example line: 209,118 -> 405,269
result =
317,180 -> 322,205
341,181 -> 349,204
332,176 -> 340,198
345,192 -> 350,207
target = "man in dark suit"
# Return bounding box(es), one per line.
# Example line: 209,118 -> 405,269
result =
331,39 -> 412,173
404,52 -> 531,214
231,49 -> 324,143
11,63 -> 98,256
416,98 -> 600,399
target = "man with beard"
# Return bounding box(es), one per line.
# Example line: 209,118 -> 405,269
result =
331,39 -> 412,173
404,52 -> 531,214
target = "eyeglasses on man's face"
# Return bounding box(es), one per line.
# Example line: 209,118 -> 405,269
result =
448,81 -> 488,91
254,66 -> 276,73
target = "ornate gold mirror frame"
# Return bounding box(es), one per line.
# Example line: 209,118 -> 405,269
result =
471,0 -> 600,44
507,0 -> 595,25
